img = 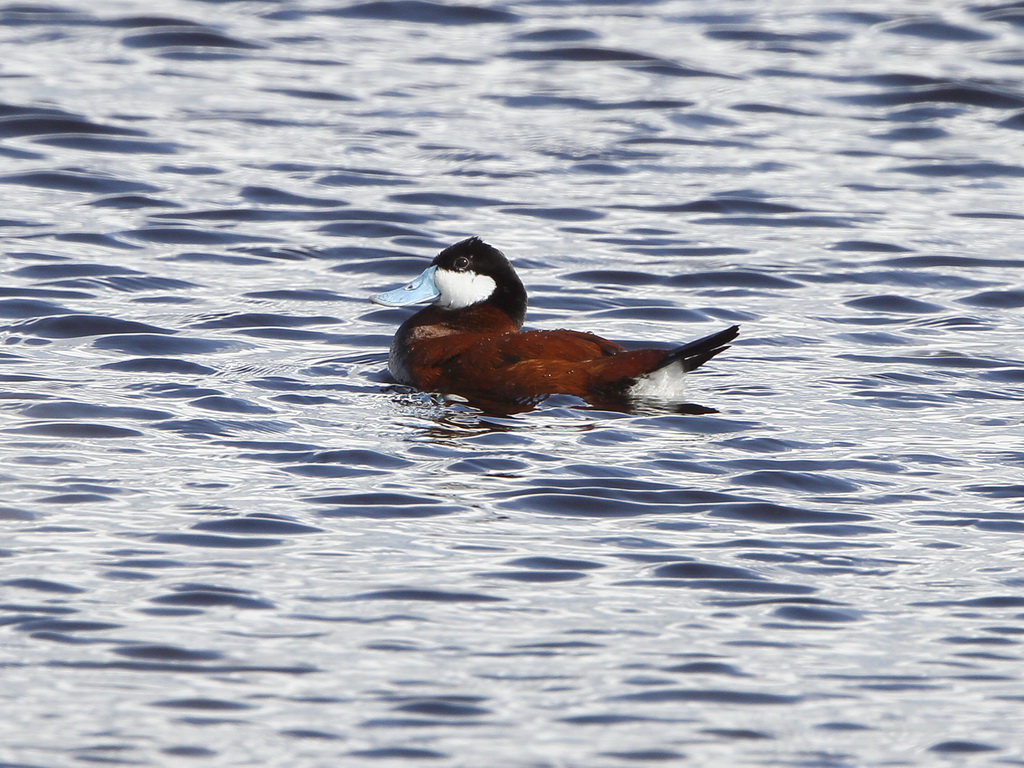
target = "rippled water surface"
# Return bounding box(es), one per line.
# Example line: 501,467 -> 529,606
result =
3,0 -> 1024,765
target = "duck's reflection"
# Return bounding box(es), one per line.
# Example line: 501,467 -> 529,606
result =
389,387 -> 720,440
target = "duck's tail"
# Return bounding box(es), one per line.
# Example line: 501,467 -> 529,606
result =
653,325 -> 740,374
621,325 -> 739,401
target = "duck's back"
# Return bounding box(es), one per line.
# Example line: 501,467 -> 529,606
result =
401,328 -> 670,403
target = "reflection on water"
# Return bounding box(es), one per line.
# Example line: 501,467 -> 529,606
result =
2,0 -> 1024,765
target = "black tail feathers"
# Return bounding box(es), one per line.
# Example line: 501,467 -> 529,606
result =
653,325 -> 740,374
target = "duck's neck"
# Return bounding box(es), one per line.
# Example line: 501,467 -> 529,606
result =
401,303 -> 522,338
491,275 -> 527,329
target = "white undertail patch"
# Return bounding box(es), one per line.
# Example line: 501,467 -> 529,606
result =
628,362 -> 687,401
433,268 -> 497,309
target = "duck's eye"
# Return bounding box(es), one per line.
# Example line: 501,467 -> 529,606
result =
453,256 -> 470,270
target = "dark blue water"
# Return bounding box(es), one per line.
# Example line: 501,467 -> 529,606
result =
2,1 -> 1024,766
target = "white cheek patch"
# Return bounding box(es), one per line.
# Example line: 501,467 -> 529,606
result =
433,268 -> 496,309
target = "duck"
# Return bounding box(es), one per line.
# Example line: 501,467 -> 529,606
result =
371,237 -> 738,411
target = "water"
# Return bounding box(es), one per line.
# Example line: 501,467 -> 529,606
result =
2,0 -> 1023,765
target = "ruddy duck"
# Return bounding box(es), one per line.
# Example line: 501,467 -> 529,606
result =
372,237 -> 738,411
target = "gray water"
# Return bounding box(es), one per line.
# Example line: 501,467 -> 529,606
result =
2,1 -> 1024,766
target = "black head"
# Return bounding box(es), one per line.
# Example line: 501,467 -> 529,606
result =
430,237 -> 526,327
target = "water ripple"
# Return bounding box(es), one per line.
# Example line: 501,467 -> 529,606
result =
2,1 -> 1023,765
